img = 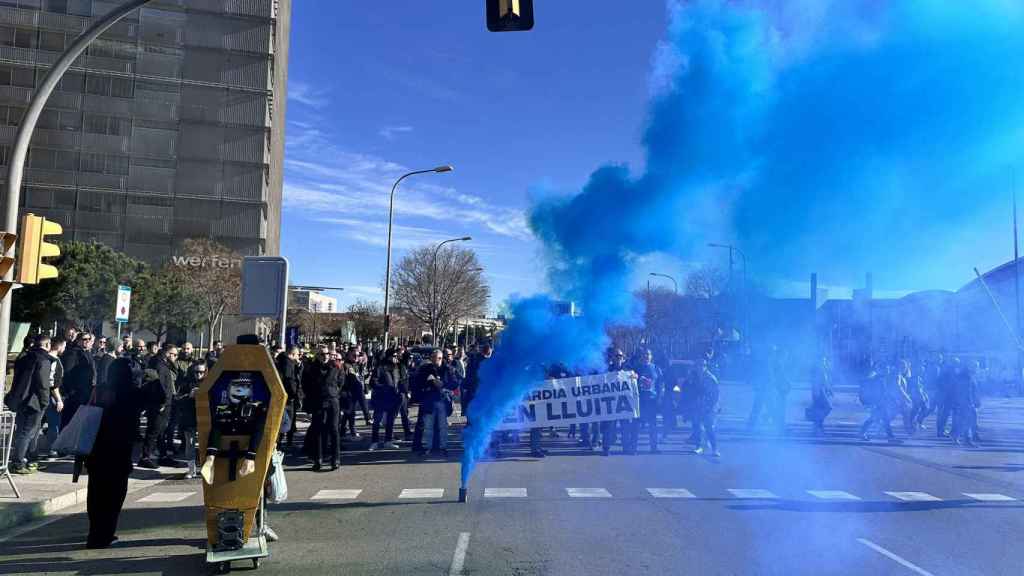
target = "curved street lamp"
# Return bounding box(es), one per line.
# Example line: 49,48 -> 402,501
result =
649,272 -> 678,294
432,236 -> 472,346
381,165 -> 454,348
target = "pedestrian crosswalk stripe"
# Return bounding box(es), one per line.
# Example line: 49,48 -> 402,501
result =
807,490 -> 861,501
728,489 -> 777,499
400,488 -> 445,499
567,488 -> 612,498
963,493 -> 1016,502
137,491 -> 195,503
885,491 -> 941,502
647,488 -> 696,499
484,488 -> 527,498
312,489 -> 363,500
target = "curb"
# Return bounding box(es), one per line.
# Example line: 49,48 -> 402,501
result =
0,485 -> 89,533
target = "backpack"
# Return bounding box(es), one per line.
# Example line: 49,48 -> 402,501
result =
142,366 -> 167,406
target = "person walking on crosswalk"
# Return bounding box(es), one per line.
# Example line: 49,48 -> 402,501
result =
693,358 -> 721,458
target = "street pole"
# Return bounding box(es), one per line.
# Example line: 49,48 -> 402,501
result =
0,0 -> 154,396
431,236 -> 471,346
382,166 -> 453,351
1014,181 -> 1022,393
649,272 -> 678,294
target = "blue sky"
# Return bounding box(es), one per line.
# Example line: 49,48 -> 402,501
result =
281,2 -> 668,312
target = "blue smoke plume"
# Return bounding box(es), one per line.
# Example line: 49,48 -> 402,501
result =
462,0 -> 1024,483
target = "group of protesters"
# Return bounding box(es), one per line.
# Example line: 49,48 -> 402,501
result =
5,327 -> 225,477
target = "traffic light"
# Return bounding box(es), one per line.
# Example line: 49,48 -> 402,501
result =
0,232 -> 16,300
487,0 -> 534,32
17,213 -> 62,285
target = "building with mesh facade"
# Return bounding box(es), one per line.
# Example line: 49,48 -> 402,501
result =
0,0 -> 290,264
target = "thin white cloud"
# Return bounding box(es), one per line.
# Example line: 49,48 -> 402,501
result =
283,145 -> 531,241
288,81 -> 329,109
378,125 -> 414,139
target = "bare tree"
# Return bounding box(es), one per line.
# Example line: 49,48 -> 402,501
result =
176,238 -> 241,347
685,265 -> 727,299
392,244 -> 489,344
346,299 -> 385,342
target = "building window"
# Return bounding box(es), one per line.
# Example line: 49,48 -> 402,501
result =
39,30 -> 65,52
12,67 -> 33,88
85,75 -> 110,96
58,71 -> 84,93
111,77 -> 134,98
44,0 -> 68,14
84,113 -> 130,136
81,152 -> 129,175
0,105 -> 24,126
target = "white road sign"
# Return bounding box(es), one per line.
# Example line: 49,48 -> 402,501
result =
115,285 -> 132,322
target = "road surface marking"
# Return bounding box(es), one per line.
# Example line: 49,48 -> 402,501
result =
567,488 -> 612,498
807,490 -> 861,500
484,488 -> 527,498
136,492 -> 195,503
885,491 -> 941,502
400,488 -> 445,499
647,488 -> 696,498
963,492 -> 1016,501
857,538 -> 936,576
448,532 -> 471,576
728,489 -> 777,499
311,489 -> 363,500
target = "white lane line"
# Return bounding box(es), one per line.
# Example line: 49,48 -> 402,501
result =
399,488 -> 445,499
566,488 -> 612,498
963,492 -> 1016,502
448,532 -> 471,576
807,490 -> 861,501
857,538 -> 936,576
885,492 -> 942,502
311,489 -> 363,500
647,488 -> 696,499
137,491 -> 195,503
728,489 -> 777,499
484,488 -> 527,498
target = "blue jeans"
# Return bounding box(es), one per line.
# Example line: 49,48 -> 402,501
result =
421,401 -> 449,451
45,399 -> 61,451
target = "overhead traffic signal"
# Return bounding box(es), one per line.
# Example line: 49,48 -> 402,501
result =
487,0 -> 534,32
17,213 -> 62,285
0,232 -> 16,300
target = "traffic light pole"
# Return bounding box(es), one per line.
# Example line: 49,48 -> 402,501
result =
0,0 -> 154,399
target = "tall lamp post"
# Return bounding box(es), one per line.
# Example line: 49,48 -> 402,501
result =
0,0 -> 156,394
649,272 -> 678,294
432,236 -> 471,346
708,242 -> 748,340
382,165 -> 454,350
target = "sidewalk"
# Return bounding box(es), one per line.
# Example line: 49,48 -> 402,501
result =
0,457 -> 169,535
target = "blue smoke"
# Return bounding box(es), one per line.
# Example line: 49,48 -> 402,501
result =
462,0 -> 1024,483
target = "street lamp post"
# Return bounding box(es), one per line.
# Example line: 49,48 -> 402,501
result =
708,242 -> 749,342
0,0 -> 156,394
382,166 -> 453,351
431,236 -> 471,346
648,272 -> 678,294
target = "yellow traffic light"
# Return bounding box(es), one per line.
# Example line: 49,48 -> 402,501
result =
17,213 -> 62,285
0,232 -> 16,300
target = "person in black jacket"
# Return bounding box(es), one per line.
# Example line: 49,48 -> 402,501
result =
415,349 -> 457,457
369,349 -> 402,450
59,332 -> 96,429
138,346 -> 179,469
275,347 -> 302,449
85,356 -> 143,548
341,349 -> 371,437
462,344 -> 492,428
302,347 -> 341,471
7,334 -> 58,474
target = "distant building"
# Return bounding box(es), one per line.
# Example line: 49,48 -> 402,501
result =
289,289 -> 336,313
0,0 -> 292,264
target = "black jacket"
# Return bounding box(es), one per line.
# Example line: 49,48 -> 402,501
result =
146,356 -> 177,408
463,354 -> 489,400
60,344 -> 96,406
95,354 -> 116,389
6,347 -> 53,412
414,362 -> 454,408
87,358 -> 143,476
276,354 -> 301,400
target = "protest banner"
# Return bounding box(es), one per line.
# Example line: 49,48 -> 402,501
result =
494,371 -> 639,431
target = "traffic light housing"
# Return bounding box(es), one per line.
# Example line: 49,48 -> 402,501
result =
487,0 -> 534,32
0,232 -> 16,300
17,213 -> 62,285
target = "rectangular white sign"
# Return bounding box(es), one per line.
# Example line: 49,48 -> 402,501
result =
115,285 -> 131,322
494,371 -> 640,431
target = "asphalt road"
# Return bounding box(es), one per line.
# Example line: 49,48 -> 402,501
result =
1,385 -> 1022,576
